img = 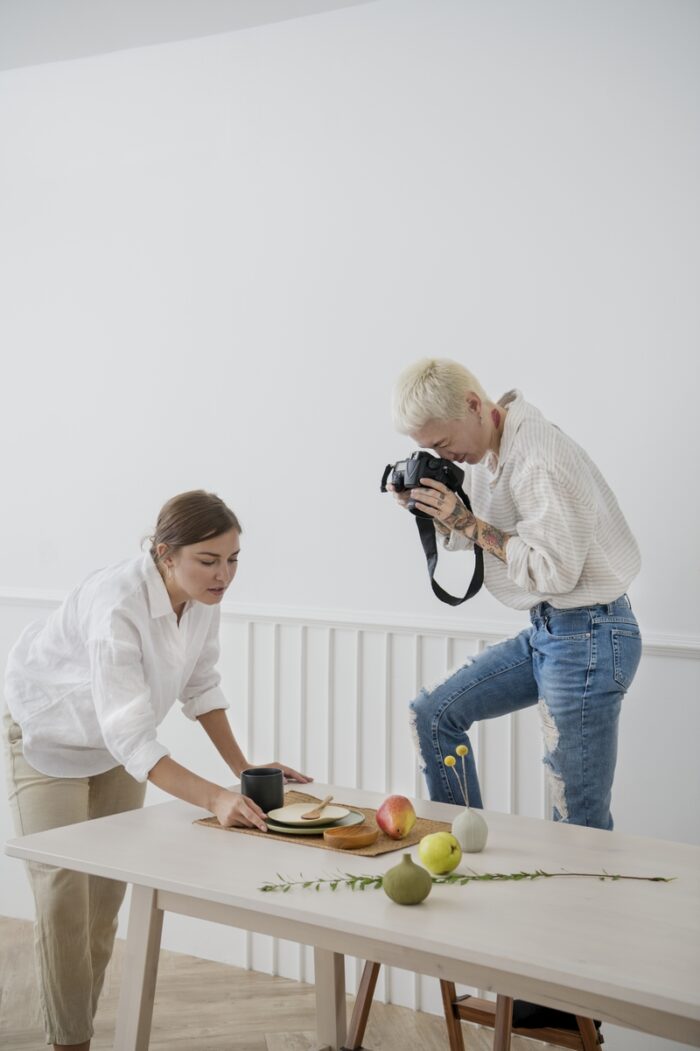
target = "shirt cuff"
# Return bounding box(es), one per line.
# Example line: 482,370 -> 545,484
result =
181,686 -> 229,722
442,528 -> 474,552
124,740 -> 171,782
505,535 -> 535,591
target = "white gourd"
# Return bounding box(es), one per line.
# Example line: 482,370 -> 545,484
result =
451,807 -> 488,853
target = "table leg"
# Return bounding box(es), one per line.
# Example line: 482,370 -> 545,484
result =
493,995 -> 513,1051
313,946 -> 347,1051
114,885 -> 163,1051
440,980 -> 466,1051
345,961 -> 381,1049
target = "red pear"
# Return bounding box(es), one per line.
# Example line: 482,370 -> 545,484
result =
375,795 -> 416,840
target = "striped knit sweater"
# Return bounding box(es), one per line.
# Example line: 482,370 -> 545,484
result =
443,390 -> 641,611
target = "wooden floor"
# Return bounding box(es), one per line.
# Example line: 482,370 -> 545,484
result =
0,916 -> 542,1051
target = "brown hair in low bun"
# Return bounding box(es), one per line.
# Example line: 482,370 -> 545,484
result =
149,491 -> 242,564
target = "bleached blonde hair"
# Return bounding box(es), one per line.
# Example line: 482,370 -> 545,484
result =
392,358 -> 490,434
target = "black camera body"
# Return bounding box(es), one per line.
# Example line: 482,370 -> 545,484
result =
381,451 -> 465,518
381,450 -> 483,605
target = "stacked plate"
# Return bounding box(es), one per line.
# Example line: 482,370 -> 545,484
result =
266,802 -> 365,835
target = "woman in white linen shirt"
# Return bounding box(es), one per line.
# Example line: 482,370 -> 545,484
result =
3,489 -> 310,1051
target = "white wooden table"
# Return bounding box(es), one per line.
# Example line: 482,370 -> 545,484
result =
6,783 -> 700,1050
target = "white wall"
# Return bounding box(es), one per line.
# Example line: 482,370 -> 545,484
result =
0,0 -> 698,636
1,2 -> 698,1049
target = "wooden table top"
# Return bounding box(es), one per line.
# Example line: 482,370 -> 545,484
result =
6,782 -> 700,1044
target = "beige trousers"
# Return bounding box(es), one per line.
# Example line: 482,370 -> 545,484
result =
3,712 -> 146,1045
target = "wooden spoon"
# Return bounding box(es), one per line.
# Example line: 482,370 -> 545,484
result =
301,794 -> 334,820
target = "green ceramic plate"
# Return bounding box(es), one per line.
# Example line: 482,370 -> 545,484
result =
265,809 -> 366,836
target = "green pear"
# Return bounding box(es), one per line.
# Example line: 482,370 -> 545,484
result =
418,831 -> 462,875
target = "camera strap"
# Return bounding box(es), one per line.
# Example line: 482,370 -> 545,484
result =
415,487 -> 484,605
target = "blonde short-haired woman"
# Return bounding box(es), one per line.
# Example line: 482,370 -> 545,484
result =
391,359 -> 641,1030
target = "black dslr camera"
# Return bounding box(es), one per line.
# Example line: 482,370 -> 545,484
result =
381,451 -> 465,519
381,450 -> 483,606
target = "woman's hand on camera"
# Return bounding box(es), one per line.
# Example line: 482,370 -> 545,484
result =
411,477 -> 476,533
213,789 -> 268,831
387,482 -> 413,510
256,761 -> 313,784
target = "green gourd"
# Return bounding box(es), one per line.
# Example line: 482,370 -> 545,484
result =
382,854 -> 433,905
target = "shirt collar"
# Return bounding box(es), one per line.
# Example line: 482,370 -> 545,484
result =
485,389 -> 525,477
143,553 -> 178,620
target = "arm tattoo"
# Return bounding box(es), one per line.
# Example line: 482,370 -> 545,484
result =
443,503 -> 476,534
476,521 -> 511,562
442,503 -> 512,563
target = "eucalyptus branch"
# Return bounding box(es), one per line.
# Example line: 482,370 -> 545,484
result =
259,868 -> 674,894
260,871 -> 385,893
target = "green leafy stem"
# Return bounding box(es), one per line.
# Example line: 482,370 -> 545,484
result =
260,869 -> 675,893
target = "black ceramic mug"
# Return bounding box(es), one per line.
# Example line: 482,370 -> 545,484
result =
240,767 -> 284,812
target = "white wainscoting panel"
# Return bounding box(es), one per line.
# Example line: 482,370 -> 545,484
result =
1,594 -> 699,1019
158,606 -> 700,1017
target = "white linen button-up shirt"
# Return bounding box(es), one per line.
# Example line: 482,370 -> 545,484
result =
4,554 -> 229,781
442,391 -> 641,610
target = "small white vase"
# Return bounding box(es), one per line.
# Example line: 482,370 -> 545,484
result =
451,807 -> 488,853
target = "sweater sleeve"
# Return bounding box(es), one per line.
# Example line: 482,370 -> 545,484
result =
180,608 -> 229,721
506,465 -> 596,595
88,617 -> 170,782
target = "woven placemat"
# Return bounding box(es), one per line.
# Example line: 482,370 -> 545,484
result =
194,790 -> 451,856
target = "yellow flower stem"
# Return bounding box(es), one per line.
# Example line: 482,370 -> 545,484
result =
451,765 -> 467,805
460,753 -> 469,807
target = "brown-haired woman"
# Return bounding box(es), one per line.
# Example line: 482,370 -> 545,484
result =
3,490 -> 311,1051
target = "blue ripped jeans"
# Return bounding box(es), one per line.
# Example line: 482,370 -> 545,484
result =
409,596 -> 642,830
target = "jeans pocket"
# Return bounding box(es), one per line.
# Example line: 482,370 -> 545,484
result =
543,610 -> 591,640
611,628 -> 642,690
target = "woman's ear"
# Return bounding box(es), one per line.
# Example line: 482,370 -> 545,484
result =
465,391 -> 482,417
156,542 -> 171,565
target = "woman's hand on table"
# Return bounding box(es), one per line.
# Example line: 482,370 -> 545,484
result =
255,761 -> 313,784
213,788 -> 268,832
